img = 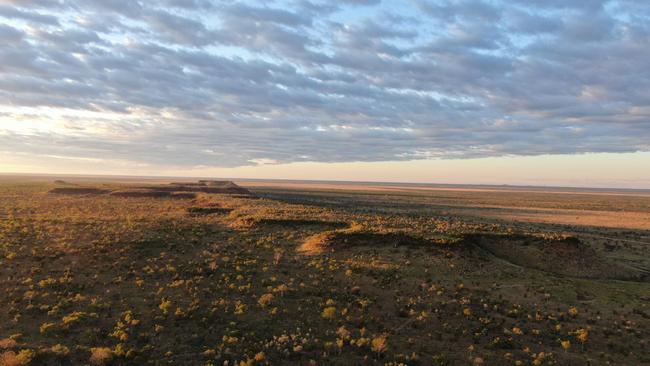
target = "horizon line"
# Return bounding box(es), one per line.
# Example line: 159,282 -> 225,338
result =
2,171 -> 649,193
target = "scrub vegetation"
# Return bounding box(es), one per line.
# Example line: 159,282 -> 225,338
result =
0,179 -> 648,365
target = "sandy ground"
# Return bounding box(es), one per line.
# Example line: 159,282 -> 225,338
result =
239,180 -> 650,197
458,206 -> 650,230
239,181 -> 650,231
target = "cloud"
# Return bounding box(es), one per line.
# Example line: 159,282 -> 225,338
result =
340,0 -> 382,6
0,5 -> 59,25
0,23 -> 23,43
220,3 -> 312,27
0,0 -> 648,169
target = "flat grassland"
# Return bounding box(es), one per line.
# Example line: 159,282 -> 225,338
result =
0,176 -> 648,365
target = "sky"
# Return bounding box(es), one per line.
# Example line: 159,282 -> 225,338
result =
0,0 -> 649,188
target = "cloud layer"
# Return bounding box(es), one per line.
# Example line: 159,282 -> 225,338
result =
1,0 -> 649,167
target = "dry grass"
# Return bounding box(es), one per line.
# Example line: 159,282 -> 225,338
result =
48,187 -> 110,195
300,228 -> 433,255
109,189 -> 196,199
467,233 -> 645,280
0,179 -> 648,365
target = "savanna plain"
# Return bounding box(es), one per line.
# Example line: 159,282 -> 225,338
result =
1,176 -> 649,366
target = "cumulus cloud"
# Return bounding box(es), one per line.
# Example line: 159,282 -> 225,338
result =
0,0 -> 648,168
